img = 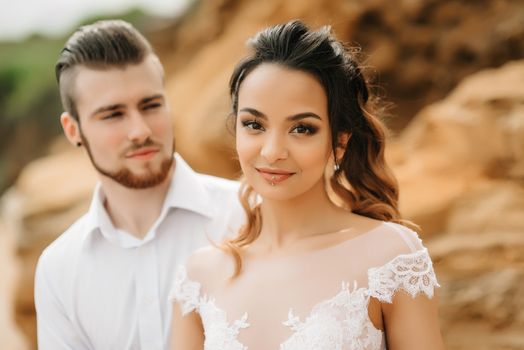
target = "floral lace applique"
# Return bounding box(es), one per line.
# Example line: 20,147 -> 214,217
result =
280,282 -> 383,350
368,248 -> 440,303
170,249 -> 439,350
199,300 -> 249,350
169,266 -> 200,315
170,266 -> 249,350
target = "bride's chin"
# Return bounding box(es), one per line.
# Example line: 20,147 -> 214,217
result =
251,186 -> 301,202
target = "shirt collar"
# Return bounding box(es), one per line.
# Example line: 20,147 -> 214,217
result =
164,153 -> 217,217
84,153 -> 217,237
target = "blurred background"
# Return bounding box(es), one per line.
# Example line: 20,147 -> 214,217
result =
0,0 -> 523,349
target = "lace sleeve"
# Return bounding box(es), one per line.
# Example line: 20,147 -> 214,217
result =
367,248 -> 440,304
169,265 -> 202,315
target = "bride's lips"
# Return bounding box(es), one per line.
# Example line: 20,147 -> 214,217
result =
256,167 -> 295,185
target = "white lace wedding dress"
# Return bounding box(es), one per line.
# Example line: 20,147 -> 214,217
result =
169,222 -> 439,350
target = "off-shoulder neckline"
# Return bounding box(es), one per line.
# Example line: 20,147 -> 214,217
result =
171,246 -> 437,350
241,221 -> 401,263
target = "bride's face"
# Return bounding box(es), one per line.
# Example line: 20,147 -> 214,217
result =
235,63 -> 332,201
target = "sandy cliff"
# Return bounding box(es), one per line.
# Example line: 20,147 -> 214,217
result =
0,0 -> 523,348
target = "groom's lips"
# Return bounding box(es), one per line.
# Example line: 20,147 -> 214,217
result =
126,147 -> 159,159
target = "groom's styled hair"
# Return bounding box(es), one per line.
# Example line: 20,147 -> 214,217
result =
55,20 -> 157,121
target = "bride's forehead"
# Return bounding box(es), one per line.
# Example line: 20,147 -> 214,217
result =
240,64 -> 322,92
237,65 -> 328,116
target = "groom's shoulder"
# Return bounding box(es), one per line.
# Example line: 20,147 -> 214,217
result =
35,214 -> 100,316
36,214 -> 91,280
195,173 -> 242,218
196,172 -> 240,197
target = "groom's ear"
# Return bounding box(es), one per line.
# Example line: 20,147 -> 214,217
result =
60,112 -> 82,147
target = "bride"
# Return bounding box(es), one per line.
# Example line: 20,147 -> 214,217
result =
170,20 -> 444,350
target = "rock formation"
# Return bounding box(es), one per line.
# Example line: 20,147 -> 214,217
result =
0,148 -> 96,348
392,60 -> 524,350
0,219 -> 29,350
156,0 -> 524,176
0,0 -> 523,348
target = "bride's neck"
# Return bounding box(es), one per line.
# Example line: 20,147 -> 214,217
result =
257,181 -> 337,249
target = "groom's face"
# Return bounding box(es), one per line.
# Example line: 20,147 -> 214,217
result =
71,55 -> 175,188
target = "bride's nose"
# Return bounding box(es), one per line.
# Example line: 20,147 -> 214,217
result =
260,132 -> 289,163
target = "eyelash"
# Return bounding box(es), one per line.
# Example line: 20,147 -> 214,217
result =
241,119 -> 264,131
291,123 -> 318,135
102,112 -> 123,120
240,119 -> 318,135
144,102 -> 161,110
101,103 -> 162,120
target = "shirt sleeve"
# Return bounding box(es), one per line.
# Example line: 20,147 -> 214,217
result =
34,252 -> 88,350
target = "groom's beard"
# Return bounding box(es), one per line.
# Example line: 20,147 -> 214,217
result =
80,133 -> 174,189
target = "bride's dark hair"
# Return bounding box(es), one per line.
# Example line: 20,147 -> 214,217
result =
225,20 -> 413,277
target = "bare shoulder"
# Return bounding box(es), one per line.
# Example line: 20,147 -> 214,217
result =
379,221 -> 424,252
185,245 -> 236,289
348,213 -> 421,247
330,212 -> 426,267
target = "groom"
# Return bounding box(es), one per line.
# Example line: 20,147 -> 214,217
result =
34,20 -> 243,349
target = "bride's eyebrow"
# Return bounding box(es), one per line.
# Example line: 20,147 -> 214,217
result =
239,108 -> 321,121
239,107 -> 266,119
287,113 -> 321,121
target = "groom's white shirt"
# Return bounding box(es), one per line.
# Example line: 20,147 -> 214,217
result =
35,154 -> 243,350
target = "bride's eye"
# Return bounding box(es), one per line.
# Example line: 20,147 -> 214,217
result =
290,123 -> 318,135
241,119 -> 264,131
